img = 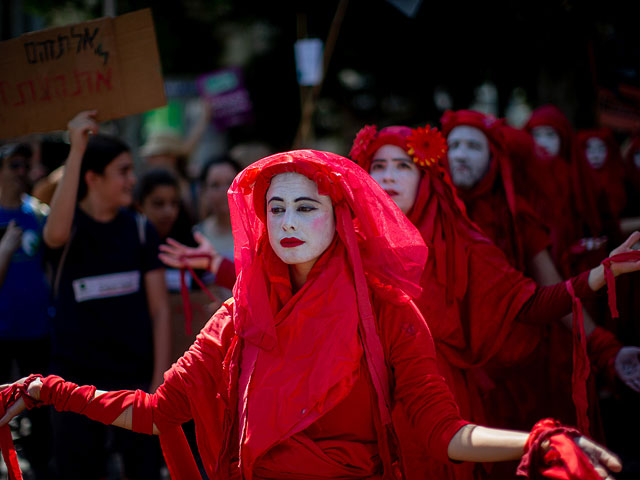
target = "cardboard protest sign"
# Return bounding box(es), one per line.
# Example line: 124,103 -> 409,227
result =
0,8 -> 166,139
196,67 -> 253,129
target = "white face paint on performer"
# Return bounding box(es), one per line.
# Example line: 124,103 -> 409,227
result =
369,145 -> 421,215
266,173 -> 335,274
585,137 -> 608,170
446,125 -> 491,189
531,126 -> 561,157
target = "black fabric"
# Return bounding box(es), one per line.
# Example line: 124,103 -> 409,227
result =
47,208 -> 162,388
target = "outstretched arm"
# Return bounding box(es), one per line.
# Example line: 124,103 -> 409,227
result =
0,376 -> 159,434
447,423 -> 621,478
43,111 -> 99,248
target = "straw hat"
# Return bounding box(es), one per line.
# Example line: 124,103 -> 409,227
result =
139,129 -> 186,158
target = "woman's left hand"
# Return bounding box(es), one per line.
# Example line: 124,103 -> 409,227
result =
573,435 -> 622,479
615,346 -> 640,393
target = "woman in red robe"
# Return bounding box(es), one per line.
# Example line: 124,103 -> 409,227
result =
350,124 -> 640,479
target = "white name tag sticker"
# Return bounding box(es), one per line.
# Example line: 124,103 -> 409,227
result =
72,271 -> 141,303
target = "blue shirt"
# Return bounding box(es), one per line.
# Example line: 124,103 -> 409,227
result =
0,196 -> 51,339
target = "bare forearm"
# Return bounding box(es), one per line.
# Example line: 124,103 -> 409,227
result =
447,424 -> 527,462
88,391 -> 159,434
588,264 -> 607,291
43,148 -> 83,248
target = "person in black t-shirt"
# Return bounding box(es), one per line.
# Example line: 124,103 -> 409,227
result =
43,110 -> 171,480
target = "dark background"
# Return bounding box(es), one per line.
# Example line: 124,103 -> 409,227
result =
2,0 -> 639,150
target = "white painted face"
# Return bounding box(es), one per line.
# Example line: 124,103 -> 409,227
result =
531,126 -> 561,156
584,137 -> 608,169
369,145 -> 421,215
266,172 -> 335,268
446,125 -> 491,189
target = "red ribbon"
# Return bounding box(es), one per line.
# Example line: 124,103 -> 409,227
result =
0,375 -> 43,480
565,280 -> 591,437
601,251 -> 640,319
178,253 -> 218,336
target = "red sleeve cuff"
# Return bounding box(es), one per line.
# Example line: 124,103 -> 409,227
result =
571,270 -> 597,301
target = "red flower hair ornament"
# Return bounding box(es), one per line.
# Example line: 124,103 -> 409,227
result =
349,125 -> 379,163
349,124 -> 448,169
406,125 -> 448,168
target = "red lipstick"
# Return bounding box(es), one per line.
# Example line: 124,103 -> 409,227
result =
385,189 -> 399,196
280,237 -> 304,248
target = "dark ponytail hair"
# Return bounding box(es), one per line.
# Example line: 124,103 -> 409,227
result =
78,134 -> 130,200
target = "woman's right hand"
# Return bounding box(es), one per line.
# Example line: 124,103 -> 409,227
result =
67,110 -> 99,152
0,376 -> 43,427
159,231 -> 223,274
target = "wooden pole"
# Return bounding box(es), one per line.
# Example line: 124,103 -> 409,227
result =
292,0 -> 349,149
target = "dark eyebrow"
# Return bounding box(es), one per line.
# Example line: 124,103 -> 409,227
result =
295,196 -> 320,203
372,158 -> 411,164
267,196 -> 320,204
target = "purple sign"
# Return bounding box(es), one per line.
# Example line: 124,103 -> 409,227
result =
196,67 -> 253,129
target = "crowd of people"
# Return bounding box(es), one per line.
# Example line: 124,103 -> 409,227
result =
0,104 -> 638,480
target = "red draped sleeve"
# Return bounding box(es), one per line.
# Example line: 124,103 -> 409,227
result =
374,297 -> 469,463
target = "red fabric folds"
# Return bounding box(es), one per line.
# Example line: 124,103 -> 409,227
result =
0,384 -> 27,480
587,327 -> 622,382
601,251 -> 640,318
564,281 -> 591,436
516,419 -> 599,480
576,128 -> 626,218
